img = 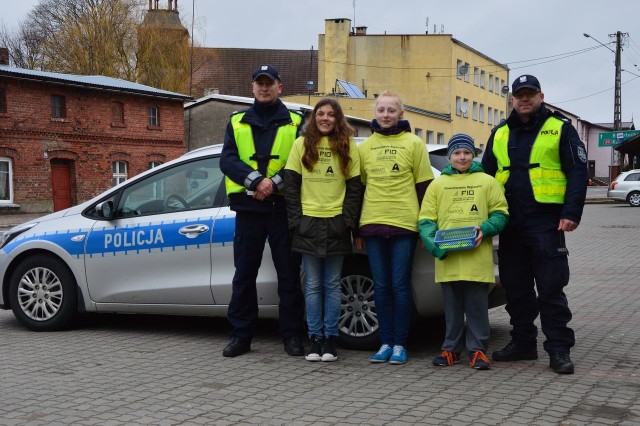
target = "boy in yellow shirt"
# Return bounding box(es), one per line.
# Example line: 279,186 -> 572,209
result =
418,134 -> 508,370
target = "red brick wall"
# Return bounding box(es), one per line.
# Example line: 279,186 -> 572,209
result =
0,77 -> 187,213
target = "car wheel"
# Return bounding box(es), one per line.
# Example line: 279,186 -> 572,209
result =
8,255 -> 78,331
628,191 -> 640,207
337,255 -> 380,350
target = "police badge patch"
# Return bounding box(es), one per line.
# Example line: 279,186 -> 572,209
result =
577,146 -> 587,163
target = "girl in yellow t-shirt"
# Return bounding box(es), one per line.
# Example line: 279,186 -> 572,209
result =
356,91 -> 434,365
284,98 -> 363,362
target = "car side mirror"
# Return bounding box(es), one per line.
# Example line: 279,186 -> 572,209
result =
96,200 -> 114,219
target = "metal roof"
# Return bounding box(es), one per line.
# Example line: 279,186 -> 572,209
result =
0,64 -> 191,101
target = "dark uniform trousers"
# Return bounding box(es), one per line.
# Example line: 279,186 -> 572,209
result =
227,209 -> 304,343
498,219 -> 575,354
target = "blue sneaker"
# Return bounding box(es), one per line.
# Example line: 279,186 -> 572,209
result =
370,344 -> 392,363
389,345 -> 407,364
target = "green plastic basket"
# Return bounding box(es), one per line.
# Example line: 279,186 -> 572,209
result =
434,226 -> 477,252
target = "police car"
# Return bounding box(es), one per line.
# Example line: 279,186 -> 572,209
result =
0,143 -> 504,349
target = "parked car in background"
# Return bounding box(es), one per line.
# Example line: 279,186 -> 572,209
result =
0,143 -> 504,349
608,169 -> 640,207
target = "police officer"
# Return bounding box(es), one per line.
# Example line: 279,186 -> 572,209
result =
481,74 -> 588,374
220,65 -> 305,357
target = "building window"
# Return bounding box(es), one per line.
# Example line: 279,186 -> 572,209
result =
495,109 -> 500,126
479,104 -> 485,123
111,101 -> 124,124
473,68 -> 479,86
472,102 -> 478,121
51,95 -> 66,118
415,128 -> 423,140
437,132 -> 445,145
488,74 -> 494,93
456,60 -> 463,80
148,106 -> 159,127
0,157 -> 13,202
488,107 -> 494,125
149,161 -> 162,169
0,88 -> 6,113
112,161 -> 128,186
500,79 -> 506,96
462,98 -> 469,118
456,96 -> 462,116
426,131 -> 434,144
480,71 -> 486,88
495,77 -> 500,95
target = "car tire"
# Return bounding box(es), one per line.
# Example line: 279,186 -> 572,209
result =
9,255 -> 78,331
628,191 -> 640,207
337,255 -> 380,350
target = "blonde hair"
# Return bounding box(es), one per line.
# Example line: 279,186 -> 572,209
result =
375,90 -> 404,111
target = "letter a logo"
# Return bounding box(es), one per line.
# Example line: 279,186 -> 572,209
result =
470,204 -> 478,212
392,163 -> 400,171
326,166 -> 334,174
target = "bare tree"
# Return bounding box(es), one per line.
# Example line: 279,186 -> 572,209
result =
0,0 -> 196,94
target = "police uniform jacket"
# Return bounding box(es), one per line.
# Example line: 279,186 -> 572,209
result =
220,99 -> 303,213
481,103 -> 588,225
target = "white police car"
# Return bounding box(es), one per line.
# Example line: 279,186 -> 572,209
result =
0,143 -> 504,349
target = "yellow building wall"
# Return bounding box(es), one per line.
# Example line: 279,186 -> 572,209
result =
317,18 -> 509,150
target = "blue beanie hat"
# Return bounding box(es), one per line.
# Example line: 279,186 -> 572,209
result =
447,133 -> 475,158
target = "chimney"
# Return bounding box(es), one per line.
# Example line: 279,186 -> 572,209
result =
355,26 -> 367,36
0,47 -> 8,65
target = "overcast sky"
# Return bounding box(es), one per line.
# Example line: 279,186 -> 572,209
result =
2,0 -> 639,125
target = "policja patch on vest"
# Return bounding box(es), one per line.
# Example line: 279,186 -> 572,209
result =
577,146 -> 587,163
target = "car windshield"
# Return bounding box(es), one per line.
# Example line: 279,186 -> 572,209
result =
428,149 -> 449,172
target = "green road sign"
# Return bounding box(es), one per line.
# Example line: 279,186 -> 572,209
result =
598,130 -> 640,147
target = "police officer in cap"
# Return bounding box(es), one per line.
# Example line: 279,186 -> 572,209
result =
220,65 -> 305,357
481,74 -> 588,374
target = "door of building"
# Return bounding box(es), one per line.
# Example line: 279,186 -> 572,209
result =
51,161 -> 72,211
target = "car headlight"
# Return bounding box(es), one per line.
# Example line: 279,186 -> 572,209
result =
0,222 -> 38,249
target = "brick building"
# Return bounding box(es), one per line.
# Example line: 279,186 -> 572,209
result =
0,54 -> 191,213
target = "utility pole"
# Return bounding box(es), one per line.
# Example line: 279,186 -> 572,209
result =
612,31 -> 627,169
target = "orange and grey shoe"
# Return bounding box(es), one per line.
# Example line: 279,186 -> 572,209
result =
432,350 -> 461,366
470,351 -> 491,370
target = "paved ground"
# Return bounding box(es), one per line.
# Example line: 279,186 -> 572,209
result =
0,203 -> 638,425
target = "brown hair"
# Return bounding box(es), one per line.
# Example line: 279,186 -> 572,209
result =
301,98 -> 355,177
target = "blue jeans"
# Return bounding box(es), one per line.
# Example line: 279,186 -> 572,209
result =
364,235 -> 417,347
302,254 -> 344,339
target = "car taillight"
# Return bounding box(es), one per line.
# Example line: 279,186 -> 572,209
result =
611,182 -> 618,190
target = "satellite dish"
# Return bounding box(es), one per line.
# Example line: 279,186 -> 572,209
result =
458,64 -> 469,75
501,85 -> 510,95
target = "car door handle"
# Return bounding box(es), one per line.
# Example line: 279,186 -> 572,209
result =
178,224 -> 210,238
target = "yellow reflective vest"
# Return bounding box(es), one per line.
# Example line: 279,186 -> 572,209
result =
492,117 -> 566,204
225,111 -> 301,195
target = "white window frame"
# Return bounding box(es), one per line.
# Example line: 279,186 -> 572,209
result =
472,102 -> 478,121
112,161 -> 128,186
480,71 -> 486,88
426,131 -> 434,144
148,106 -> 159,127
437,132 -> 445,145
0,157 -> 13,203
479,104 -> 485,123
488,107 -> 494,125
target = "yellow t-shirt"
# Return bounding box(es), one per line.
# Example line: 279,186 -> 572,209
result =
285,136 -> 360,218
419,172 -> 509,283
359,132 -> 434,231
